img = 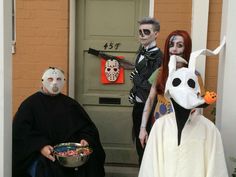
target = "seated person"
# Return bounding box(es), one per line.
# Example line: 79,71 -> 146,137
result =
12,67 -> 105,177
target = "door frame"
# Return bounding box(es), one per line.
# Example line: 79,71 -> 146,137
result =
68,0 -> 154,98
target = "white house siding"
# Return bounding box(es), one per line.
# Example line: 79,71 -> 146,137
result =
217,0 -> 236,175
0,0 -> 12,176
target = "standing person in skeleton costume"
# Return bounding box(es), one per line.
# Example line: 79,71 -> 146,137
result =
12,67 -> 105,177
129,17 -> 163,166
138,39 -> 228,177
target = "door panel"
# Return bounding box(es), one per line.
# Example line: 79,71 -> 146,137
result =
75,0 -> 149,165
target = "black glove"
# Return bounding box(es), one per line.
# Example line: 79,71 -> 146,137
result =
128,92 -> 136,104
130,68 -> 138,80
132,73 -> 143,86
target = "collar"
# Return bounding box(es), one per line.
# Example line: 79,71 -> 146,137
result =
144,41 -> 158,51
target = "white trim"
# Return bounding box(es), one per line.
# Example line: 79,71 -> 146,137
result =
217,0 -> 236,175
216,0 -> 228,130
69,0 -> 76,98
12,0 -> 16,54
149,0 -> 154,17
0,0 -> 12,176
191,0 -> 209,82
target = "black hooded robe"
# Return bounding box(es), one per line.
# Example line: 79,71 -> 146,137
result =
12,92 -> 105,177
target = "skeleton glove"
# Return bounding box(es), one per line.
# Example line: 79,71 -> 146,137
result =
130,68 -> 138,80
128,92 -> 136,104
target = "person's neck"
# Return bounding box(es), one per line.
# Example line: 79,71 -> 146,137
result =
143,41 -> 157,50
40,87 -> 58,96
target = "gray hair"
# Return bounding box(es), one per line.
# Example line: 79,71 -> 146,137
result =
138,17 -> 160,32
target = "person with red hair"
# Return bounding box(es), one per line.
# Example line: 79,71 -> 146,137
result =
139,30 -> 205,148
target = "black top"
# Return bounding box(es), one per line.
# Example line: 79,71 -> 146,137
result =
130,46 -> 163,102
12,92 -> 105,177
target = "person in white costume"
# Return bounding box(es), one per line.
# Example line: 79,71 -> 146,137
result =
138,38 -> 228,177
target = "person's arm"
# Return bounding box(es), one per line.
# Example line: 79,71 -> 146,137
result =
40,145 -> 55,161
139,84 -> 157,148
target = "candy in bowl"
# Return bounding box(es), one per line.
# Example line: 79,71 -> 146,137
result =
53,142 -> 92,168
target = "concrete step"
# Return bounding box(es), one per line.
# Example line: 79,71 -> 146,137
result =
105,165 -> 139,177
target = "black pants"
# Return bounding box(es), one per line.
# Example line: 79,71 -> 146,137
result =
132,102 -> 154,166
132,103 -> 149,166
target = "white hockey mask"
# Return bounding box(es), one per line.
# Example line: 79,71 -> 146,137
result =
105,59 -> 120,82
165,37 -> 226,109
42,68 -> 65,95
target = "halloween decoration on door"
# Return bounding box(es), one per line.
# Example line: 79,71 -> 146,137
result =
88,48 -> 134,84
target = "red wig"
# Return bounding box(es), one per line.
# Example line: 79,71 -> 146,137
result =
156,30 -> 192,94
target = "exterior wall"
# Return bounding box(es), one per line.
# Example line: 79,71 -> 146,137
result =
217,0 -> 236,175
154,0 -> 192,52
13,0 -> 69,114
13,0 -> 222,121
0,0 -> 12,176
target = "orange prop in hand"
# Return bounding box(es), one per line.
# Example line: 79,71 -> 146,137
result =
204,91 -> 217,104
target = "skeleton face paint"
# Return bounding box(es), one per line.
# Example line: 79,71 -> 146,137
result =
138,24 -> 157,47
139,29 -> 151,36
105,59 -> 120,82
169,35 -> 185,57
42,68 -> 65,95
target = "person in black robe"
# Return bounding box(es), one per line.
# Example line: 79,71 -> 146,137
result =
12,67 -> 105,177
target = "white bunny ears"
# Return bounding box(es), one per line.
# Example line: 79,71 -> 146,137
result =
168,36 -> 226,76
165,37 -> 226,109
188,36 -> 226,72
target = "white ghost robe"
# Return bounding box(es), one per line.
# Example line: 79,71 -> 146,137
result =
138,111 -> 228,177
